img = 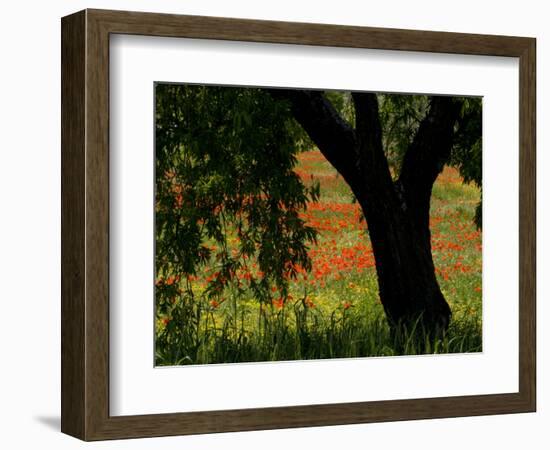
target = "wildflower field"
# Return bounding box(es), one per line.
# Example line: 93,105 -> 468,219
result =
155,149 -> 482,366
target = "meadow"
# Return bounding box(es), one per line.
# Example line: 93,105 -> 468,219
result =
155,149 -> 482,366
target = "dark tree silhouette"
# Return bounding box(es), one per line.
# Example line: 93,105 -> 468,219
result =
270,90 -> 472,335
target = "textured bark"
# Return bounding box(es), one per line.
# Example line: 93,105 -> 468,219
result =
270,90 -> 461,335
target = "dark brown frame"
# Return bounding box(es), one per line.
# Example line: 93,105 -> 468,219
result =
61,8 -> 536,441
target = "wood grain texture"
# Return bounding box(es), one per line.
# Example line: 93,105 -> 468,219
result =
61,10 -> 86,439
89,8 -> 531,56
60,8 -> 537,441
518,39 -> 536,409
85,11 -> 111,440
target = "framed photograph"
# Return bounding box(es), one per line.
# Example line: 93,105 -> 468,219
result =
61,9 -> 536,441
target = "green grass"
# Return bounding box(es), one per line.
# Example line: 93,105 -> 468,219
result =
155,150 -> 482,366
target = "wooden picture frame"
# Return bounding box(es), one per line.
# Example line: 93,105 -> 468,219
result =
61,8 -> 536,441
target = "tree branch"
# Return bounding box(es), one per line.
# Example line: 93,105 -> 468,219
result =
351,92 -> 393,190
267,89 -> 358,184
398,96 -> 462,230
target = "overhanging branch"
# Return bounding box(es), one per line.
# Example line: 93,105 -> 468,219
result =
267,89 -> 358,184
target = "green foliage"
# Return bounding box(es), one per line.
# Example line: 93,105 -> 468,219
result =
155,84 -> 320,324
378,94 -> 429,172
156,298 -> 482,365
449,97 -> 482,228
324,90 -> 355,126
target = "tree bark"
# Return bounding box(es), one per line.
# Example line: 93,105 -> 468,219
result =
269,89 -> 461,337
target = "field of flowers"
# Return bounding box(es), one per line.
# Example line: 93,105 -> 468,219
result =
155,150 -> 482,365
294,150 -> 482,316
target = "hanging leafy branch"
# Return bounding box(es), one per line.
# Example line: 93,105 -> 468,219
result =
155,84 -> 320,315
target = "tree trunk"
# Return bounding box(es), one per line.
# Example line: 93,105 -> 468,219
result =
269,89 -> 461,337
349,93 -> 457,336
355,189 -> 451,336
